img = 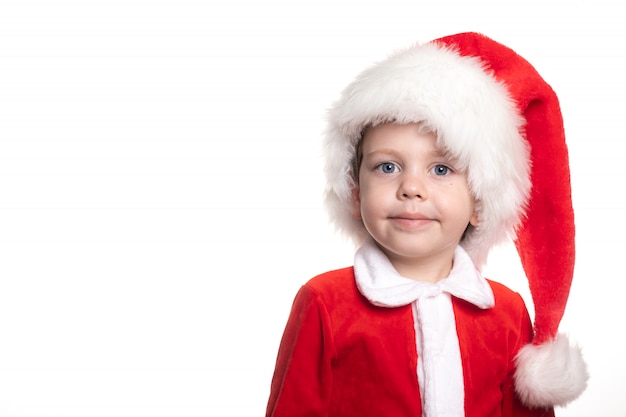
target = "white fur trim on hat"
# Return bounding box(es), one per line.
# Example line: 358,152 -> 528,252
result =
514,333 -> 589,408
323,41 -> 531,269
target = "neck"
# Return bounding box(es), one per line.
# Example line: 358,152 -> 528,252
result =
379,245 -> 456,283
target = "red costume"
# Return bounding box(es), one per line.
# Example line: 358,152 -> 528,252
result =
267,32 -> 588,415
267,245 -> 554,417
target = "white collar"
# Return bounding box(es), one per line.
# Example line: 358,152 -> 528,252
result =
354,239 -> 495,309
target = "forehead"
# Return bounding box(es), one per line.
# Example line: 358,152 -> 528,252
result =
360,123 -> 442,154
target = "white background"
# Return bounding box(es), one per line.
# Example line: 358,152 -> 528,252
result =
1,0 -> 623,416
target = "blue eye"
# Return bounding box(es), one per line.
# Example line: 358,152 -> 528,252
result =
431,165 -> 451,176
377,163 -> 399,174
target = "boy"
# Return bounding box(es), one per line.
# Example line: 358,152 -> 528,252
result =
266,32 -> 588,416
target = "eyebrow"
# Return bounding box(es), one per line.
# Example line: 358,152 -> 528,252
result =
363,147 -> 447,159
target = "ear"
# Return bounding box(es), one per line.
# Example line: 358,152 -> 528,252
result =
350,186 -> 362,219
469,210 -> 479,227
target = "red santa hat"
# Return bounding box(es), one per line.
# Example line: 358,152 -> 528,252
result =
323,32 -> 588,408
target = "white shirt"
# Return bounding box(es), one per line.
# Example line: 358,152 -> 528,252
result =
354,239 -> 495,417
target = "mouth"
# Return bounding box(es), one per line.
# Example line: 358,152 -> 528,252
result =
389,213 -> 434,228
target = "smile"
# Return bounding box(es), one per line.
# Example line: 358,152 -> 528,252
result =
389,214 -> 435,228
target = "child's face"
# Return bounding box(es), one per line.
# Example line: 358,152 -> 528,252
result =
352,123 -> 478,279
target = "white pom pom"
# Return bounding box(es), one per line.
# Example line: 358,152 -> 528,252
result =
514,333 -> 589,408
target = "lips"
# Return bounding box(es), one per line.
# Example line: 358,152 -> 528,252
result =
389,212 -> 434,228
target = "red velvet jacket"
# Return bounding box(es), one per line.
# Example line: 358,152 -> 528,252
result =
266,267 -> 554,417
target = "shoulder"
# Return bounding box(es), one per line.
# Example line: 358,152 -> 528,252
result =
454,278 -> 529,326
301,267 -> 359,302
486,279 -> 526,308
482,279 -> 531,328
294,266 -> 386,318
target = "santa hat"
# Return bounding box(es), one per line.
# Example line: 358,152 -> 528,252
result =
323,32 -> 588,408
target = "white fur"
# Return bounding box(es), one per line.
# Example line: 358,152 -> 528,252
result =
514,333 -> 589,407
323,41 -> 531,269
323,39 -> 588,409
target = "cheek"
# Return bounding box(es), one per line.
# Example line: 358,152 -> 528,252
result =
439,183 -> 475,216
354,185 -> 382,222
357,186 -> 389,221
459,191 -> 478,224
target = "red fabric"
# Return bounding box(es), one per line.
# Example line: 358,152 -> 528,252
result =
434,33 -> 575,344
266,267 -> 554,417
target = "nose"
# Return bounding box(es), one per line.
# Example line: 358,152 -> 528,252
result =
398,173 -> 427,200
